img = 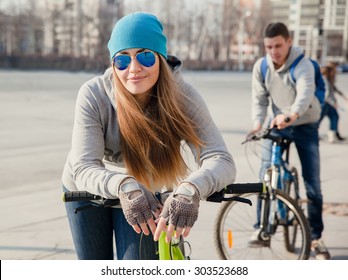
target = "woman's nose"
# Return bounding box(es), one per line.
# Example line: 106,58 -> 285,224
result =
128,57 -> 142,73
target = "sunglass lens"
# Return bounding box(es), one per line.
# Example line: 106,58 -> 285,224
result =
114,55 -> 131,70
136,52 -> 156,67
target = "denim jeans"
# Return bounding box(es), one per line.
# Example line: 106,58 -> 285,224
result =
259,123 -> 324,240
63,186 -> 158,260
319,102 -> 338,131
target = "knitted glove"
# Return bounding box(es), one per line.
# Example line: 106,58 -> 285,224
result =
118,181 -> 161,226
160,184 -> 200,228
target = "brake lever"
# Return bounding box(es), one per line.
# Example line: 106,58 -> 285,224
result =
222,196 -> 252,206
74,203 -> 101,214
242,129 -> 270,144
206,191 -> 252,206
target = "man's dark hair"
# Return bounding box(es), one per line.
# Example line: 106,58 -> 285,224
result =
264,22 -> 290,39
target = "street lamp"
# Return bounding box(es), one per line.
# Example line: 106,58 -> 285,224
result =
238,10 -> 251,71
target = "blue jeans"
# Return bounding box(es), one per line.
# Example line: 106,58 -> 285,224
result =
319,102 -> 338,131
63,186 -> 158,260
259,123 -> 324,240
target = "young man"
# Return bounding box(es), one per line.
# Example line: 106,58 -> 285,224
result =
249,22 -> 330,260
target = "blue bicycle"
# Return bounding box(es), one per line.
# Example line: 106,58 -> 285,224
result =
214,126 -> 311,260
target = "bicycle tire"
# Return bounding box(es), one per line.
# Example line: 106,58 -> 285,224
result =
283,167 -> 302,252
213,189 -> 311,260
283,167 -> 300,202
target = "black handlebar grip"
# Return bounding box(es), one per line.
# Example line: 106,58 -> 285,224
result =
224,183 -> 264,194
62,191 -> 102,202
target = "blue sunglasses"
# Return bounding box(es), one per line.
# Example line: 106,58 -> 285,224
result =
113,51 -> 156,70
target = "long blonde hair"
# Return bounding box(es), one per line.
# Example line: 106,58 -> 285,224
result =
112,56 -> 204,189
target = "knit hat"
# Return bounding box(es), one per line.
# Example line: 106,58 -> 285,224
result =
107,12 -> 167,60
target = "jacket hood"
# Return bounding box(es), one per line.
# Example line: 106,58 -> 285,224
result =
284,46 -> 304,69
102,55 -> 183,110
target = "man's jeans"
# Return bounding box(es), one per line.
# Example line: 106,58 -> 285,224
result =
64,186 -> 158,260
259,123 -> 324,240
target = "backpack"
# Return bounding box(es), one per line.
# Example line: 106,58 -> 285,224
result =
260,54 -> 326,106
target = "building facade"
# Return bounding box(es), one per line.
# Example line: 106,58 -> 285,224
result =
0,0 -> 123,59
1,0 -> 347,69
271,0 -> 348,63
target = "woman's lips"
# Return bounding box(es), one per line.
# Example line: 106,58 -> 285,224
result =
128,76 -> 145,82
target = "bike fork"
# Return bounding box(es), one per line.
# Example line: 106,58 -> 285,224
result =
260,167 -> 279,240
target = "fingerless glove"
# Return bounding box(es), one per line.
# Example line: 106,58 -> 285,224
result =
160,184 -> 200,228
119,181 -> 161,225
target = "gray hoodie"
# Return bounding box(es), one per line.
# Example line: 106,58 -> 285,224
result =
62,57 -> 236,199
251,46 -> 321,127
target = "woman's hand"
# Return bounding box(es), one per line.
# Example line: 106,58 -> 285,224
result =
119,181 -> 162,236
153,183 -> 200,243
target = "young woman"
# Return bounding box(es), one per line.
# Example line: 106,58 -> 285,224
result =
318,65 -> 348,143
62,12 -> 236,260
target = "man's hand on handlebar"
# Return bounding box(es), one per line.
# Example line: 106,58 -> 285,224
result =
246,123 -> 263,141
270,113 -> 299,130
245,113 -> 299,142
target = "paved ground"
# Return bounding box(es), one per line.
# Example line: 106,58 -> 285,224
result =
0,69 -> 347,260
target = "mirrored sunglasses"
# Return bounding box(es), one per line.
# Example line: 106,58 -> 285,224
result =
113,51 -> 156,70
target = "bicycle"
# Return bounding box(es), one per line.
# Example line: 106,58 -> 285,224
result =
63,183 -> 267,260
62,190 -> 187,260
213,126 -> 311,260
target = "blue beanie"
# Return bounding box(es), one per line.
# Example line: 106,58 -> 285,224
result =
107,12 -> 167,60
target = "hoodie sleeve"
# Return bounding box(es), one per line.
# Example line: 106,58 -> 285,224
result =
69,82 -> 132,199
251,58 -> 270,127
175,73 -> 237,199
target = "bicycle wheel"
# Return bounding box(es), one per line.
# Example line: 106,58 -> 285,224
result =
283,167 -> 302,252
283,167 -> 299,202
214,189 -> 311,260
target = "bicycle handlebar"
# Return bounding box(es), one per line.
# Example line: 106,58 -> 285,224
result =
241,128 -> 271,144
223,182 -> 264,194
62,182 -> 264,211
243,117 -> 292,144
206,183 -> 264,204
63,191 -> 103,202
62,191 -> 120,212
243,126 -> 293,145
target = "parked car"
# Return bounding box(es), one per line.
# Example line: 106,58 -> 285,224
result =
337,63 -> 348,73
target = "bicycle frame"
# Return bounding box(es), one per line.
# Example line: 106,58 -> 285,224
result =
269,131 -> 294,191
269,132 -> 300,202
158,232 -> 185,260
255,129 -> 298,238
